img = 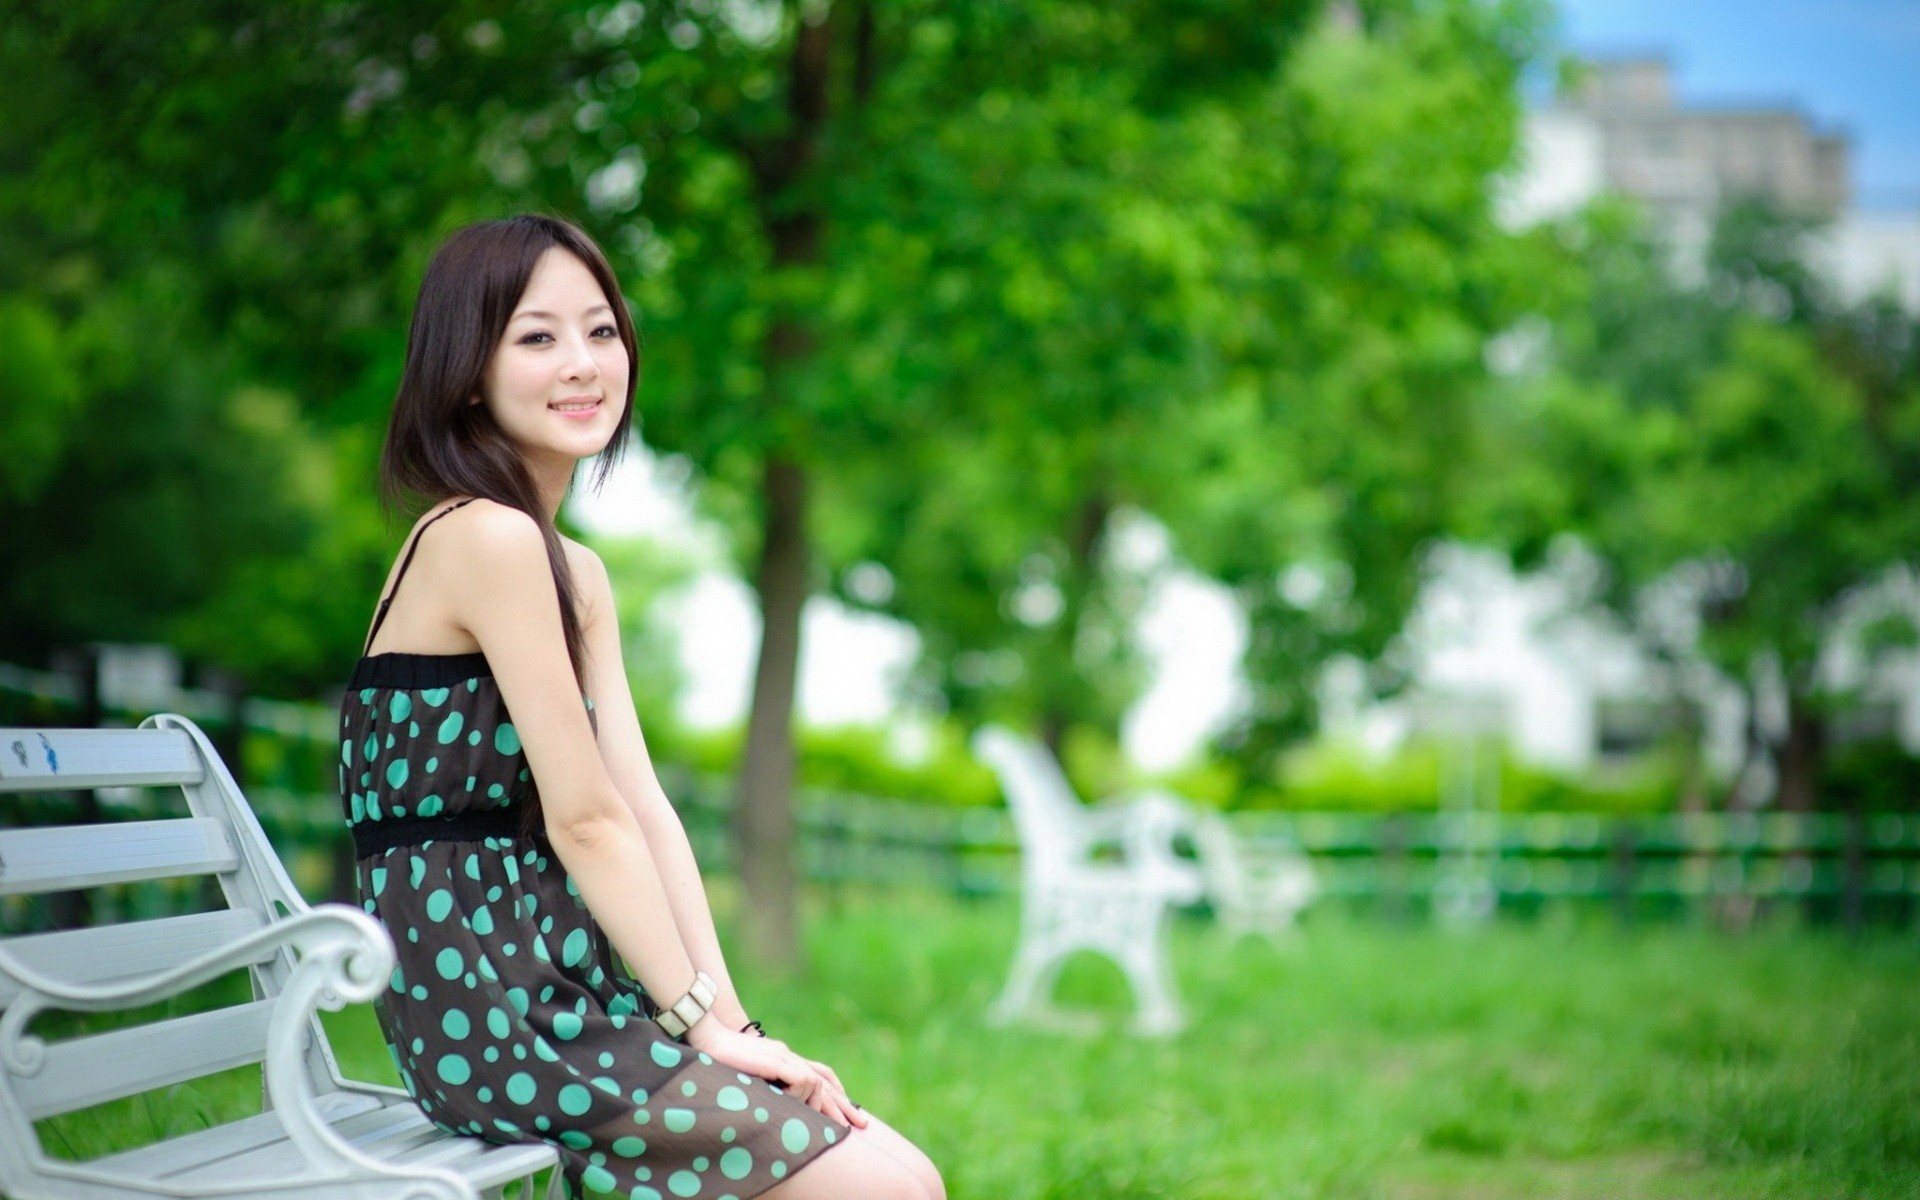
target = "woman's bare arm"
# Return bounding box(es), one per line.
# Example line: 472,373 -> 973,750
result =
570,543 -> 754,1030
442,502 -> 703,1009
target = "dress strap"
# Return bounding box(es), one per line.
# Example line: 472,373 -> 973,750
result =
361,498 -> 478,656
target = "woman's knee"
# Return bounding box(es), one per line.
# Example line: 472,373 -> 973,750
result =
758,1129 -> 930,1200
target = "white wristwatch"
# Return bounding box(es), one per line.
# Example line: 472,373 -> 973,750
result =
655,970 -> 719,1040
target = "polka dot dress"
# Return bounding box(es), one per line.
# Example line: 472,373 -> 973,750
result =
338,649 -> 846,1199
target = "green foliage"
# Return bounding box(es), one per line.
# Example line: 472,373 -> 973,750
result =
1825,739 -> 1920,814
1485,197 -> 1920,809
1161,737 -> 1682,814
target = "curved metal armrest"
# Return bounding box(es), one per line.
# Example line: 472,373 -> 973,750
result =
1096,788 -> 1205,901
0,904 -> 395,1017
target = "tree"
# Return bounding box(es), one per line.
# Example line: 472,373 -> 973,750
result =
1492,199 -> 1920,811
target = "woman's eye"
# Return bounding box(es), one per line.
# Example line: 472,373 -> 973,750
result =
593,325 -> 618,339
520,331 -> 552,345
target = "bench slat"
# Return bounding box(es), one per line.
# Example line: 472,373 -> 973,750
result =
94,1089 -> 390,1178
0,909 -> 267,1008
20,998 -> 277,1120
0,727 -> 203,792
0,818 -> 237,897
97,1088 -> 555,1192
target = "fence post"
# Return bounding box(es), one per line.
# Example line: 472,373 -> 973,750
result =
1610,819 -> 1638,927
1379,813 -> 1408,923
1842,808 -> 1867,936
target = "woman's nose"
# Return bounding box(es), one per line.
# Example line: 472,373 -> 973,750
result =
561,335 -> 600,382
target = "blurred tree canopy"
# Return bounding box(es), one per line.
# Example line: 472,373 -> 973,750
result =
1481,199 -> 1920,813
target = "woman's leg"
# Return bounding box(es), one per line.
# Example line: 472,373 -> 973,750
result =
845,1110 -> 944,1200
756,1120 -> 934,1200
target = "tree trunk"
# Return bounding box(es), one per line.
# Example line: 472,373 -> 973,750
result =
1038,489 -> 1111,763
736,455 -> 810,975
1775,694 -> 1825,813
729,4 -> 851,975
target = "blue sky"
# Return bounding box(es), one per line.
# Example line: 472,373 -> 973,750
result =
1550,0 -> 1920,210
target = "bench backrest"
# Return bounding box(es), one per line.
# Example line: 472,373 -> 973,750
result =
0,717 -> 349,1144
971,726 -> 1094,878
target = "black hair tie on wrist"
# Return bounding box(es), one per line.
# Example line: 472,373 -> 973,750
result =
742,1019 -> 767,1037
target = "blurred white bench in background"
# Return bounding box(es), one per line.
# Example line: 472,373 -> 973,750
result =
972,726 -> 1203,1036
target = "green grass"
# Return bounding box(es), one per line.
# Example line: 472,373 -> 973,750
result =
30,890 -> 1920,1199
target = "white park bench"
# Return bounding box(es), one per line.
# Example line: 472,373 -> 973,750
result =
0,715 -> 559,1200
971,726 -> 1204,1035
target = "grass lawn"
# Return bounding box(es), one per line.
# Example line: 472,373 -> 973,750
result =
30,887 -> 1920,1199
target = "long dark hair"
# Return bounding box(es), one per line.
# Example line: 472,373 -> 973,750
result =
378,214 -> 639,691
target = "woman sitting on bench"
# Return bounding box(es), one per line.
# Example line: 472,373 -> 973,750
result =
341,213 -> 943,1200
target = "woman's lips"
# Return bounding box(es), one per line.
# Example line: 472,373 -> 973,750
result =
549,398 -> 602,420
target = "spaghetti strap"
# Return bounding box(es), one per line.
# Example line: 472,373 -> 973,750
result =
361,498 -> 478,656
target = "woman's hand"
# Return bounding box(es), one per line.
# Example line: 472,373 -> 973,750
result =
683,1020 -> 869,1130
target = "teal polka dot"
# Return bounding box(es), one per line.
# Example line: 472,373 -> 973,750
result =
561,1130 -> 595,1151
435,948 -> 463,980
385,759 -> 409,788
408,856 -> 427,887
424,755 -> 437,772
350,793 -> 366,822
720,1147 -> 753,1180
558,1083 -> 593,1116
664,1108 -> 696,1133
582,1166 -> 620,1195
599,1051 -> 616,1068
425,889 -> 453,921
363,734 -> 378,762
436,1054 -> 470,1085
667,1171 -> 701,1198
442,1009 -> 470,1039
389,693 -> 412,722
650,1042 -> 683,1069
632,1189 -> 663,1200
488,783 -> 505,799
770,1161 -> 786,1179
340,739 -> 352,766
409,721 -> 420,737
507,988 -> 530,1017
471,907 -> 495,936
716,1086 -> 748,1111
613,1136 -> 647,1157
436,711 -> 465,744
421,687 -> 450,706
553,1011 -> 583,1041
506,1072 -> 537,1104
468,730 -> 482,745
753,1107 -> 768,1123
417,794 -> 443,817
781,1118 -> 811,1154
488,1008 -> 511,1038
681,1081 -> 698,1097
593,1075 -> 622,1097
562,929 -> 589,967
495,723 -> 521,755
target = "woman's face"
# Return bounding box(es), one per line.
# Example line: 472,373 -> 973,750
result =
475,247 -> 631,469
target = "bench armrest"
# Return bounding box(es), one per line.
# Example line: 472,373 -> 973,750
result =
0,904 -> 393,1019
1091,788 -> 1205,902
0,907 -> 475,1196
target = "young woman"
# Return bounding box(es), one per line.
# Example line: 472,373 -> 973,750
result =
339,214 -> 943,1200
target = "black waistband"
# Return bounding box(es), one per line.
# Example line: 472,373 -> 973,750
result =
350,805 -> 534,859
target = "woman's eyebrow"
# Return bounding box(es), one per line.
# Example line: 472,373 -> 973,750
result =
511,304 -> 614,322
